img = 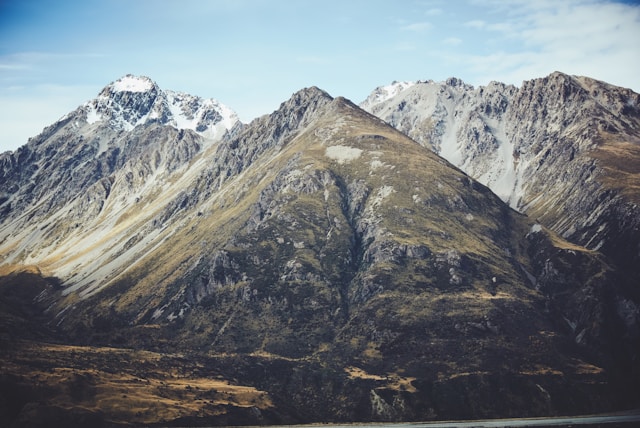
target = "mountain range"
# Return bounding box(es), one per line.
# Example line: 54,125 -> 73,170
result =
0,73 -> 638,426
360,72 -> 640,284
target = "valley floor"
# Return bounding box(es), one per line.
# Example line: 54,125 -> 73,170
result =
0,340 -> 280,427
2,338 -> 639,427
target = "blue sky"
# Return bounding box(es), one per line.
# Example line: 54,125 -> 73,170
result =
1,0 -> 639,153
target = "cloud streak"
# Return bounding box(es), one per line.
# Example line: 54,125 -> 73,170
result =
452,0 -> 640,90
400,22 -> 432,32
442,37 -> 463,46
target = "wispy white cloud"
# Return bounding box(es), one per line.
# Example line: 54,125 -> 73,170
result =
485,22 -> 517,34
464,19 -> 486,29
0,51 -> 107,84
452,0 -> 640,91
296,55 -> 332,65
400,22 -> 432,32
425,8 -> 443,16
442,37 -> 463,46
0,64 -> 30,71
394,42 -> 417,51
1,51 -> 105,64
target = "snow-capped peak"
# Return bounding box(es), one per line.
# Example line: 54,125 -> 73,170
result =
359,80 -> 417,111
81,75 -> 239,139
111,74 -> 155,93
165,90 -> 240,139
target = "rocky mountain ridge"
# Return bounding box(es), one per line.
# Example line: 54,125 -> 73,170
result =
0,75 -> 240,298
361,71 -> 640,285
83,74 -> 238,137
0,73 -> 638,426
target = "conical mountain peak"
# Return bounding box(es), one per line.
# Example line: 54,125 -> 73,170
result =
276,86 -> 334,116
290,86 -> 333,101
95,74 -> 161,110
239,86 -> 334,148
87,74 -> 162,130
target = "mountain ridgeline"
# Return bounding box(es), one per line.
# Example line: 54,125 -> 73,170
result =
0,73 -> 638,426
360,72 -> 640,284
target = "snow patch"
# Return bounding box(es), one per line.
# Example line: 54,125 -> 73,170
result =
592,239 -> 605,251
530,224 -> 543,234
152,306 -> 166,320
361,81 -> 417,110
112,75 -> 153,92
370,160 -> 384,169
325,145 -> 363,163
85,104 -> 102,124
378,185 -> 394,199
371,185 -> 394,207
218,102 -> 239,130
166,90 -> 239,139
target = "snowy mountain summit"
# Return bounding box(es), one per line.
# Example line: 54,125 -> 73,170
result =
82,74 -> 239,139
359,80 -> 418,111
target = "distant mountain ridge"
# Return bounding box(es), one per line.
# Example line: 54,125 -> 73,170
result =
0,73 -> 639,426
360,71 -> 640,284
83,74 -> 238,137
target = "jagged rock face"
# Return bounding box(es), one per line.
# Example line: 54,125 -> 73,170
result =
0,75 -> 238,294
361,71 -> 640,283
1,78 -> 639,424
0,75 -> 238,219
85,74 -> 238,137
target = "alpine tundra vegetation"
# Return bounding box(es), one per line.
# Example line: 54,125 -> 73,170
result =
0,73 -> 639,426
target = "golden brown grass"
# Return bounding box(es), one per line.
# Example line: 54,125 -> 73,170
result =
1,341 -> 273,426
345,366 -> 417,392
592,133 -> 640,202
